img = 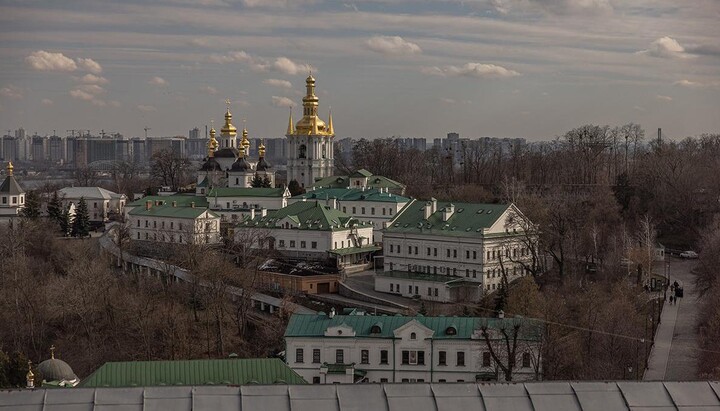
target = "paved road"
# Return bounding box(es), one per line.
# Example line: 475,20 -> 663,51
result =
644,257 -> 699,380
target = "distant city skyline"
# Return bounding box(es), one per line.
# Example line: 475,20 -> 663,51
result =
0,0 -> 719,141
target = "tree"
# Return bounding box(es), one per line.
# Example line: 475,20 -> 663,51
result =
73,167 -> 100,187
261,176 -> 272,188
20,191 -> 41,219
59,207 -> 71,236
150,148 -> 191,191
71,197 -> 91,238
46,191 -> 62,225
288,180 -> 304,196
479,318 -> 531,382
250,173 -> 264,188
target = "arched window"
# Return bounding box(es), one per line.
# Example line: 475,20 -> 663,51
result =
445,326 -> 457,336
299,144 -> 307,159
410,332 -> 417,340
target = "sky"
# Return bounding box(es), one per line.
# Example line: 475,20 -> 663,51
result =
0,0 -> 719,141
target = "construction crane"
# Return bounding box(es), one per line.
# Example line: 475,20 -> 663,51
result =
144,127 -> 151,139
66,129 -> 79,137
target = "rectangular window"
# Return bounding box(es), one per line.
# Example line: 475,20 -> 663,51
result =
343,207 -> 346,213
371,207 -> 375,215
380,378 -> 388,382
313,349 -> 321,363
434,288 -> 438,297
296,348 -> 304,363
290,240 -> 295,248
414,246 -> 418,255
522,352 -> 531,368
170,222 -> 174,229
336,349 -> 344,364
418,351 -> 425,365
453,249 -> 457,258
427,287 -> 432,296
380,350 -> 388,364
473,251 -> 477,260
382,208 -> 386,215
457,352 -> 465,366
466,250 -> 470,259
352,207 -> 356,213
473,270 -> 477,278
145,220 -> 149,227
153,221 -> 157,228
434,248 -> 437,257
311,241 -> 317,249
300,241 -> 306,248
487,251 -> 491,260
313,377 -> 321,384
361,350 -> 369,364
446,249 -> 450,258
427,247 -> 431,256
362,207 -> 366,214
137,220 -> 140,227
466,269 -> 469,277
279,240 -> 285,247
408,285 -> 412,294
438,351 -> 447,366
389,209 -> 393,215
483,352 -> 491,367
137,232 -> 140,239
93,202 -> 97,209
408,246 -> 412,254
390,284 -> 394,292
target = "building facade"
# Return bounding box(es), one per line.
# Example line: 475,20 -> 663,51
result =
284,313 -> 543,384
0,162 -> 25,220
379,199 -> 536,302
286,74 -> 334,188
128,201 -> 221,244
58,187 -> 126,222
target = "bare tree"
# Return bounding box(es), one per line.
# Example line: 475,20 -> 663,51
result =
150,149 -> 191,191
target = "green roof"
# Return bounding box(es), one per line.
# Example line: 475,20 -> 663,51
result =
328,245 -> 382,256
312,171 -> 406,191
208,187 -> 286,198
127,195 -> 209,209
285,314 -> 543,341
293,187 -> 410,204
129,204 -> 217,219
79,358 -> 306,387
239,201 -> 371,232
384,199 -> 511,238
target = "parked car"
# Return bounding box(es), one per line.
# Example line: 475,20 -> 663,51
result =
679,250 -> 698,259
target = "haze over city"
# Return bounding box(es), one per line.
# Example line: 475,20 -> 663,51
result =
1,0 -> 719,140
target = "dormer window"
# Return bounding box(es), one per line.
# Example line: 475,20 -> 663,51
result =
370,324 -> 382,334
445,326 -> 457,336
410,332 -> 417,340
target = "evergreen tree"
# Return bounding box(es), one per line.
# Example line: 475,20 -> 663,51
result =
288,180 -> 304,196
46,191 -> 62,224
250,173 -> 264,188
261,176 -> 272,188
20,190 -> 41,219
60,207 -> 71,236
495,271 -> 510,313
71,197 -> 91,238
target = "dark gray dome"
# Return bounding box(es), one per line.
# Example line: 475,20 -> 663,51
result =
231,157 -> 252,172
256,157 -> 272,171
200,157 -> 222,172
38,358 -> 77,382
214,147 -> 239,158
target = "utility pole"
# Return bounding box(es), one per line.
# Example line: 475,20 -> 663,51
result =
144,127 -> 151,139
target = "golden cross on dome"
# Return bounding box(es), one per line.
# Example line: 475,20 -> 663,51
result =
50,345 -> 55,359
225,98 -> 231,108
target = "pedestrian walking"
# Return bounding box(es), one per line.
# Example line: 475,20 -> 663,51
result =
669,295 -> 674,305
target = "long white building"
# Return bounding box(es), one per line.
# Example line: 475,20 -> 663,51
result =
128,201 -> 221,244
378,199 -> 536,302
284,312 -> 543,384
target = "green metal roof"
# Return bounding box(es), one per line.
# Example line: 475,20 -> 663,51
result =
129,204 -> 217,219
350,169 -> 374,177
79,358 -> 306,388
127,195 -> 209,209
328,245 -> 382,256
285,314 -> 543,341
208,187 -> 286,198
293,187 -> 410,204
384,199 -> 511,238
239,201 -> 371,232
312,172 -> 406,191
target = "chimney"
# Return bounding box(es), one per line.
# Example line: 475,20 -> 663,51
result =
328,197 -> 337,209
190,201 -> 195,208
442,204 -> 455,222
155,200 -> 161,206
250,208 -> 255,219
260,208 -> 267,217
172,201 -> 177,208
145,200 -> 152,210
424,201 -> 432,219
430,197 -> 437,213
497,310 -> 505,319
329,307 -> 336,318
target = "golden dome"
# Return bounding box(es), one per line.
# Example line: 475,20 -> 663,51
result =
295,116 -> 328,135
221,108 -> 237,135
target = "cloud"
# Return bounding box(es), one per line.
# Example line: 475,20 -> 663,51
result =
70,89 -> 95,101
79,74 -> 108,84
91,99 -> 107,107
271,96 -> 295,108
137,105 -> 157,112
655,95 -> 672,102
440,98 -> 457,104
109,100 -> 122,108
210,51 -> 253,64
26,50 -> 77,72
272,57 -> 312,75
189,38 -> 209,47
201,85 -> 218,94
76,58 -> 102,74
41,98 -> 54,106
422,63 -> 520,79
366,36 -> 422,56
263,79 -> 292,88
0,85 -> 24,99
673,79 -> 720,89
638,37 -> 690,59
148,76 -> 168,86
530,0 -> 613,15
77,84 -> 105,95
241,0 -> 318,7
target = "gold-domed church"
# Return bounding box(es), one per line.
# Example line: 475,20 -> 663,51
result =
286,73 -> 335,188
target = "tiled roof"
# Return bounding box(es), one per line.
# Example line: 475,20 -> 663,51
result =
79,358 -> 306,387
284,313 -> 543,341
384,199 -> 510,238
239,201 -> 371,232
4,382 -> 720,410
294,188 -> 410,204
208,187 -> 286,198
